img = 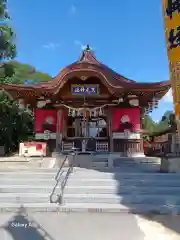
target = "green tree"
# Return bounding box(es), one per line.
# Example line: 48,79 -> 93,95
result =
0,91 -> 34,153
0,2 -> 37,153
142,115 -> 156,134
153,111 -> 173,133
6,61 -> 51,84
0,0 -> 16,79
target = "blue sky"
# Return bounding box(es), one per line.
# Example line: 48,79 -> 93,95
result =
8,0 -> 173,121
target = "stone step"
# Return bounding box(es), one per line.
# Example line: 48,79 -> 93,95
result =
0,168 -> 60,173
0,178 -> 56,185
0,185 -> 58,193
0,193 -> 50,203
92,157 -> 108,162
1,182 -> 180,194
66,178 -> 180,187
91,162 -> 108,168
0,203 -> 59,212
64,185 -> 180,195
0,168 -> 174,180
0,171 -> 62,179
70,170 -> 180,179
63,193 -> 180,205
0,172 -> 175,182
0,202 -> 178,214
60,203 -> 180,214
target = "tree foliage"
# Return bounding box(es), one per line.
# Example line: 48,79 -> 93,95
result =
142,110 -> 176,136
0,0 -> 16,78
0,1 -> 52,153
5,61 -> 51,84
0,91 -> 34,153
0,60 -> 52,153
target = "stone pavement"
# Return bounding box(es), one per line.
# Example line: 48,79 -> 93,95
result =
0,212 -> 178,240
0,156 -> 56,169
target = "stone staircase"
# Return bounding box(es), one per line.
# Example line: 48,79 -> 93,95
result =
0,158 -> 180,214
91,153 -> 108,168
62,158 -> 180,214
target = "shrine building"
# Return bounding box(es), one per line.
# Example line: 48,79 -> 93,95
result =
0,45 -> 171,157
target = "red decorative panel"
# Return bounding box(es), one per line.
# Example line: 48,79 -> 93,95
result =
112,108 -> 140,132
35,109 -> 57,133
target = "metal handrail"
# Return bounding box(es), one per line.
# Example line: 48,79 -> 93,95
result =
50,153 -> 75,204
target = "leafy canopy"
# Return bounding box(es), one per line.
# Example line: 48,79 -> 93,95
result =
0,0 -> 16,78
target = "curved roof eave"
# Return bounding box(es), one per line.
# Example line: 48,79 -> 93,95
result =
0,47 -> 172,95
34,63 -> 171,91
124,80 -> 171,90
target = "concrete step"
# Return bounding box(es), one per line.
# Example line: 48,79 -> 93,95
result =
63,193 -> 180,205
0,185 -> 58,193
92,157 -> 108,162
64,185 -> 180,195
0,203 -> 59,212
0,202 -> 178,214
0,168 -> 60,173
1,182 -> 180,194
1,192 -> 180,205
66,178 -> 180,187
60,203 -> 180,214
0,178 -> 56,185
70,170 -> 180,179
91,162 -> 108,168
0,171 -> 63,179
0,193 -> 51,203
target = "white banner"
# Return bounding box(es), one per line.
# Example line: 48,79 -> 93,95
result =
112,132 -> 140,139
35,132 -> 56,140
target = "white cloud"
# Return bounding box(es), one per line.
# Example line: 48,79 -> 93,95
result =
43,43 -> 61,50
69,5 -> 77,15
162,88 -> 173,103
74,40 -> 86,50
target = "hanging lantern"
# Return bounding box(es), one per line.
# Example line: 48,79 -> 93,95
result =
25,104 -> 31,112
118,98 -> 123,103
128,95 -> 137,98
37,101 -> 46,108
77,109 -> 81,116
94,109 -> 97,117
144,108 -> 148,116
72,109 -> 76,117
68,108 -> 72,116
152,97 -> 158,108
155,102 -> 158,108
91,110 -> 95,117
18,99 -> 25,110
129,99 -> 139,106
152,97 -> 156,105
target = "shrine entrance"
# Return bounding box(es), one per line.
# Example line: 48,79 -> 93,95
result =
65,111 -> 108,152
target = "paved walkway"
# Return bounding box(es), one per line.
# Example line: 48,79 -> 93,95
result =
0,212 -> 178,240
0,156 -> 56,169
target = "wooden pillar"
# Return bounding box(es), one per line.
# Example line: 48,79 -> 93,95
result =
56,109 -> 62,152
138,107 -> 145,155
85,111 -> 89,137
75,118 -> 81,137
64,109 -> 67,138
108,107 -> 113,152
84,108 -> 89,137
